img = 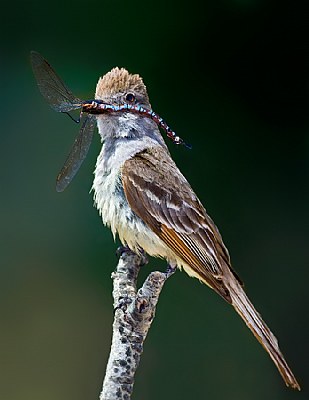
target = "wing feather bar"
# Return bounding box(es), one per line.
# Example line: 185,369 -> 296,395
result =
122,147 -> 232,302
159,225 -> 231,301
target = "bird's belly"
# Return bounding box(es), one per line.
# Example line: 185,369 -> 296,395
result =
92,168 -> 176,261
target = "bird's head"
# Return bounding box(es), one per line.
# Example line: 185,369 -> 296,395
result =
95,67 -> 151,109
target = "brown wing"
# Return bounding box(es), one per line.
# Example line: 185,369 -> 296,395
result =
122,147 -> 301,390
121,146 -> 242,303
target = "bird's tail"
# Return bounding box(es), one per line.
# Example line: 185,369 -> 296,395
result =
224,271 -> 300,390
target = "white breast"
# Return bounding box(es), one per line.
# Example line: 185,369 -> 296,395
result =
92,148 -> 179,264
92,114 -> 188,269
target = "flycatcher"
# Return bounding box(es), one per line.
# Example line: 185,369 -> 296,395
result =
92,67 -> 299,390
30,52 -> 300,390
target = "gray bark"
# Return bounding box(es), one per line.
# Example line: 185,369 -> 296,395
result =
100,250 -> 173,400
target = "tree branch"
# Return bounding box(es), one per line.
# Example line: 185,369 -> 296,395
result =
100,250 -> 173,400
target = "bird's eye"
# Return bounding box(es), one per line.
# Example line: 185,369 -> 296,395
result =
125,93 -> 135,103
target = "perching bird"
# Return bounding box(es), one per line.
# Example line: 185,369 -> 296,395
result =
30,52 -> 300,390
91,67 -> 300,390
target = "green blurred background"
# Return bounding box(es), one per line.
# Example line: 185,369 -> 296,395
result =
1,1 -> 308,399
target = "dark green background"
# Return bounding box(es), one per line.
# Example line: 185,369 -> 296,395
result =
1,1 -> 308,399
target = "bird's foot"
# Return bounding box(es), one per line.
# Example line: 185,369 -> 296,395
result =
116,245 -> 134,258
165,263 -> 177,279
116,245 -> 148,266
137,247 -> 149,266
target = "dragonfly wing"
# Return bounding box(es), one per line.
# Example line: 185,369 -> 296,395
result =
30,51 -> 82,112
56,115 -> 96,192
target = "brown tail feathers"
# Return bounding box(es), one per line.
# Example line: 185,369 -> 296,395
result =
224,272 -> 300,390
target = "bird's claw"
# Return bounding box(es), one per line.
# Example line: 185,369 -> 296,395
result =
116,246 -> 148,266
116,245 -> 134,258
165,264 -> 177,278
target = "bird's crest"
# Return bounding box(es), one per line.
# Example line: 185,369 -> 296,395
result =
95,67 -> 149,102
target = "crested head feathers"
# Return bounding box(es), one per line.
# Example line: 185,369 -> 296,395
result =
95,67 -> 149,104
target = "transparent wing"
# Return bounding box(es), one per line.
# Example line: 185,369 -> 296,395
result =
30,51 -> 82,112
56,115 -> 96,192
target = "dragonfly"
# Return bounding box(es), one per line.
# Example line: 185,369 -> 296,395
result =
30,51 -> 191,192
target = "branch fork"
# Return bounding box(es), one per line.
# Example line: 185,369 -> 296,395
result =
100,250 -> 173,400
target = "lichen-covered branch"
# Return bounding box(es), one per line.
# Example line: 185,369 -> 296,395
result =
100,250 -> 173,400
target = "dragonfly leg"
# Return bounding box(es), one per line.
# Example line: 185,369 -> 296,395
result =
63,111 -> 82,124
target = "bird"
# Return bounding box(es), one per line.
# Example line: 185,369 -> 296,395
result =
90,66 -> 300,390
